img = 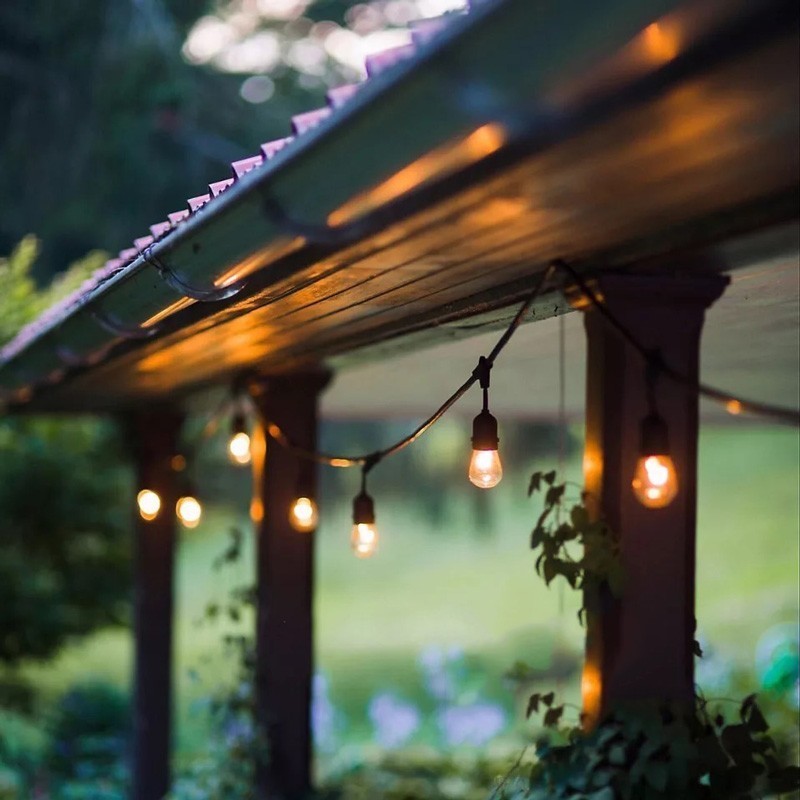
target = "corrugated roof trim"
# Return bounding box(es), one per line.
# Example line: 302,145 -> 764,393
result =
1,5 -> 474,366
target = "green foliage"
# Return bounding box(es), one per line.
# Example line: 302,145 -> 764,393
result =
169,529 -> 266,800
0,237 -> 41,345
518,468 -> 799,800
528,471 -> 622,624
0,236 -> 108,346
515,693 -> 800,800
0,0 -> 326,278
0,416 -> 130,664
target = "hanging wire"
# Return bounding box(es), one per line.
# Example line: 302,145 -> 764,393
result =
552,260 -> 800,427
248,262 -> 558,470
211,257 -> 798,475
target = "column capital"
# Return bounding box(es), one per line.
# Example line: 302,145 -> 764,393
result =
568,269 -> 729,314
247,369 -> 333,404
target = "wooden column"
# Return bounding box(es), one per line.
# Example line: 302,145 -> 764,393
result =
249,372 -> 330,800
127,407 -> 183,800
580,272 -> 727,724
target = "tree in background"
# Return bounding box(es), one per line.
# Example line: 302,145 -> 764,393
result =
0,239 -> 130,669
0,0 -> 464,280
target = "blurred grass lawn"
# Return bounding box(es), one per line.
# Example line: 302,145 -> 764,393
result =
16,425 -> 800,758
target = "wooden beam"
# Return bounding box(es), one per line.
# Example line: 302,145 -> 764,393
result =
126,407 -> 183,800
579,271 -> 727,724
249,372 -> 330,799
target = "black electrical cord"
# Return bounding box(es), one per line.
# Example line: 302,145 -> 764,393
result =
249,262 -> 558,470
553,260 -> 800,427
225,258 -> 798,476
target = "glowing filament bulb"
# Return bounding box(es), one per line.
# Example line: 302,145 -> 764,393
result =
632,413 -> 678,508
351,489 -> 378,558
228,431 -> 251,466
137,489 -> 161,521
176,496 -> 202,528
228,411 -> 251,466
632,455 -> 678,508
469,448 -> 503,489
289,496 -> 319,532
351,522 -> 379,558
469,408 -> 502,489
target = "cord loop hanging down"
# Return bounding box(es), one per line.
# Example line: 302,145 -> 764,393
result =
237,258 -> 799,486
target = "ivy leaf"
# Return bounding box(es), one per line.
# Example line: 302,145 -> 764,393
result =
643,761 -> 669,792
529,472 -> 542,496
545,484 -> 566,506
740,693 -> 757,717
541,692 -> 555,707
543,470 -> 556,485
608,744 -> 627,766
543,705 -> 564,728
527,693 -> 541,718
768,765 -> 800,793
692,639 -> 704,658
744,703 -> 768,734
721,723 -> 756,764
542,558 -> 557,586
531,526 -> 545,550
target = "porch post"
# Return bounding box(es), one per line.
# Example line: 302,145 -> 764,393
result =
249,372 -> 331,800
579,271 -> 727,725
126,406 -> 183,800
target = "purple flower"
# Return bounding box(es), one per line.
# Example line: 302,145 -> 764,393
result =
368,692 -> 421,748
312,673 -> 338,752
418,645 -> 464,702
437,702 -> 506,747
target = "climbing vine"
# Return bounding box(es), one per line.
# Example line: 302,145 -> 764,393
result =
494,471 -> 800,800
528,470 -> 622,624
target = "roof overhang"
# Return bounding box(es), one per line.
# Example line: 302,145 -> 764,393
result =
1,0 -> 798,412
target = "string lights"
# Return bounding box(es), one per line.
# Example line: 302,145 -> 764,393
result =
631,360 -> 678,508
228,411 -> 252,466
289,464 -> 319,533
351,470 -> 379,559
137,489 -> 161,521
135,260 -> 799,552
176,494 -> 203,528
468,357 -> 503,489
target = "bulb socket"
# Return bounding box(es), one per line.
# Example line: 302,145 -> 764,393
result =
352,491 -> 375,525
639,413 -> 670,455
471,409 -> 499,451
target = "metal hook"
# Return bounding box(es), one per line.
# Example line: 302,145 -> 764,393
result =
142,247 -> 247,302
90,309 -> 159,340
261,194 -> 374,248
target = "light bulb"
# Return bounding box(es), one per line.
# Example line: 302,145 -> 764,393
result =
228,412 -> 251,466
137,489 -> 161,521
289,496 -> 319,532
632,455 -> 678,508
351,489 -> 378,558
228,431 -> 251,466
469,409 -> 502,489
469,448 -> 503,489
176,496 -> 202,528
350,522 -> 379,558
632,413 -> 678,508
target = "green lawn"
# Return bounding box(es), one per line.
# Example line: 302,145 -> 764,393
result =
13,424 -> 800,760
